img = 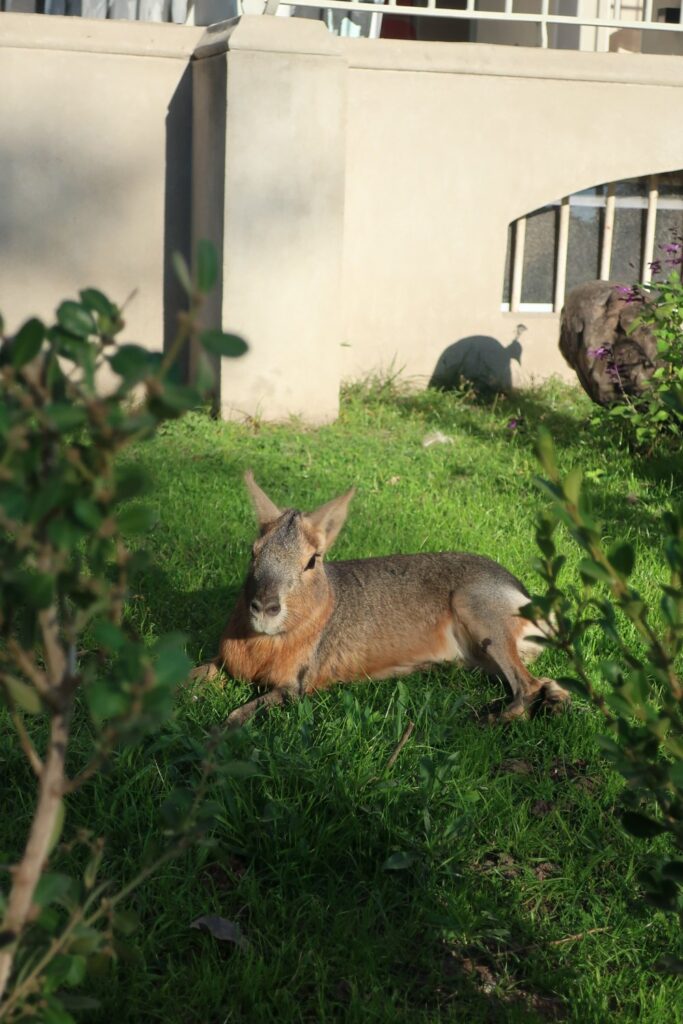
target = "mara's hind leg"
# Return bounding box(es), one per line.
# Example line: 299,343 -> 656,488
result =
488,642 -> 570,721
453,596 -> 569,720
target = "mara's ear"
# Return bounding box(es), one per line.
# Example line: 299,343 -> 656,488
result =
244,470 -> 282,530
305,487 -> 355,554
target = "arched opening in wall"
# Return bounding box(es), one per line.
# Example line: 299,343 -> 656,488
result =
502,170 -> 683,313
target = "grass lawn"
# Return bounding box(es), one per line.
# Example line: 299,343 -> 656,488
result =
3,378 -> 683,1022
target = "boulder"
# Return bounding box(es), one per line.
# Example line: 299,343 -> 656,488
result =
559,281 -> 661,406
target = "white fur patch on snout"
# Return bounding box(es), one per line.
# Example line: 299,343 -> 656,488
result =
250,604 -> 287,636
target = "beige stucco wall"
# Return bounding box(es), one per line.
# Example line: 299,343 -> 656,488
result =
3,14 -> 683,419
338,36 -> 683,391
0,14 -> 203,361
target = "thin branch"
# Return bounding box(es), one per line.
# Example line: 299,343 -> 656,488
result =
64,732 -> 115,795
37,604 -> 66,691
0,710 -> 70,1003
6,640 -> 51,702
8,709 -> 43,779
386,720 -> 415,771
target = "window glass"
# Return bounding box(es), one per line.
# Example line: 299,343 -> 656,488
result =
573,183 -> 607,200
502,223 -> 514,304
653,208 -> 683,280
521,205 -> 557,304
614,177 -> 647,200
503,171 -> 683,309
611,208 -> 645,282
657,170 -> 683,197
566,204 -> 601,294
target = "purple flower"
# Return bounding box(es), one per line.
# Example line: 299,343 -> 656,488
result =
613,284 -> 642,304
649,259 -> 662,275
663,243 -> 681,254
506,417 -> 520,431
588,346 -> 610,360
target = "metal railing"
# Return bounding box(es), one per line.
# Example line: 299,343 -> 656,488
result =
272,0 -> 683,49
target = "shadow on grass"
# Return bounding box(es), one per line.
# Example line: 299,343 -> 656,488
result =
129,563 -> 239,661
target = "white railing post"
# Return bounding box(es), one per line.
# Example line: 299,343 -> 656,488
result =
642,175 -> 659,283
554,197 -> 570,311
539,0 -> 549,47
600,182 -> 616,280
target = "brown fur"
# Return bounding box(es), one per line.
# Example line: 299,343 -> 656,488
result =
191,473 -> 569,728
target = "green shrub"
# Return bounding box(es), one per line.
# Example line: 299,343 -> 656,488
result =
0,245 -> 246,1020
597,252 -> 683,452
527,427 -> 683,960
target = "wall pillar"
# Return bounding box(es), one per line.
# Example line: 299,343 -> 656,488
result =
192,17 -> 347,423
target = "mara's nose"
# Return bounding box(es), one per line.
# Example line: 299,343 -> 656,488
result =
250,597 -> 281,617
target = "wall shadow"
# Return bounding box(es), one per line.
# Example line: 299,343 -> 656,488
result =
164,64 -> 194,379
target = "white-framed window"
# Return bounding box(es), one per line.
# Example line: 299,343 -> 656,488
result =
501,170 -> 683,312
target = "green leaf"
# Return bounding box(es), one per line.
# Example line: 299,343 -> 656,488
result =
115,464 -> 149,501
621,811 -> 666,839
200,330 -> 248,359
152,381 -> 200,415
116,504 -> 157,534
564,465 -> 582,506
536,428 -> 557,479
661,860 -> 683,883
87,679 -> 129,723
57,301 -> 96,339
153,633 -> 191,690
44,404 -> 87,432
47,519 -> 85,551
113,910 -> 139,937
578,559 -> 613,585
16,570 -> 54,609
68,929 -> 104,958
73,498 -> 102,529
42,999 -> 76,1024
382,851 -> 416,871
79,288 -> 117,319
2,676 -> 42,714
173,252 -> 193,296
110,345 -> 161,381
34,873 -> 78,909
608,542 -> 635,578
555,676 -> 588,698
196,240 -> 219,294
0,486 -> 27,520
11,317 -> 45,368
91,620 -> 126,652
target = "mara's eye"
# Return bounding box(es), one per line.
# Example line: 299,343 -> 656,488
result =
304,553 -> 319,571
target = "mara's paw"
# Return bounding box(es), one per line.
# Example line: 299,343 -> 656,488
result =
188,661 -> 220,684
493,700 -> 528,724
537,678 -> 571,714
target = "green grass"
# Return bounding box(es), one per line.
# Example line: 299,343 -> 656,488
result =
3,378 -> 683,1022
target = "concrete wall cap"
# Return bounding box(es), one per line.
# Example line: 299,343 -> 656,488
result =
194,15 -> 343,60
341,37 -> 683,88
0,11 -> 203,59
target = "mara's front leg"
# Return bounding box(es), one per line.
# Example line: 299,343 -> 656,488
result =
226,666 -> 311,730
225,686 -> 292,729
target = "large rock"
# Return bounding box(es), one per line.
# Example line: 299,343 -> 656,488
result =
559,281 -> 661,406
